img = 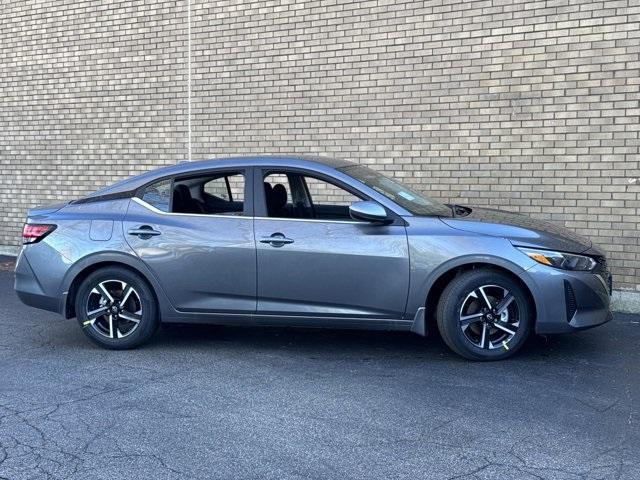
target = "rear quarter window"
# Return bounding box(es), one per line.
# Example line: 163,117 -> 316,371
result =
140,179 -> 171,212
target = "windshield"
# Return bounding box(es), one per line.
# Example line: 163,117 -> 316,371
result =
339,165 -> 452,217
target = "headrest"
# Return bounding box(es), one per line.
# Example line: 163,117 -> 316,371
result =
272,184 -> 287,210
175,184 -> 192,200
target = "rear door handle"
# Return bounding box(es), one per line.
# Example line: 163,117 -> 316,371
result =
259,233 -> 294,247
128,226 -> 161,239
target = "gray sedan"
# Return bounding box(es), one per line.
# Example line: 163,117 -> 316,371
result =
15,156 -> 612,360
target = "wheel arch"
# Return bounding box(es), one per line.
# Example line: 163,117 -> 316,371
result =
411,256 -> 540,336
61,252 -> 171,319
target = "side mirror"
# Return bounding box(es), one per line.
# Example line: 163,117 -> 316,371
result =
349,201 -> 390,224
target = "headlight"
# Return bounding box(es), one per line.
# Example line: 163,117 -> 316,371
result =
517,247 -> 596,271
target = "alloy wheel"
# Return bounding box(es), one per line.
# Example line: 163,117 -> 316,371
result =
459,284 -> 520,350
84,280 -> 143,339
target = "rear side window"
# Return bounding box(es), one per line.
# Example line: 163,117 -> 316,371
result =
196,172 -> 245,215
204,177 -> 231,201
140,179 -> 172,212
203,173 -> 245,204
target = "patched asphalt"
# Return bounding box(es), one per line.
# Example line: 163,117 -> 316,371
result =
0,269 -> 639,479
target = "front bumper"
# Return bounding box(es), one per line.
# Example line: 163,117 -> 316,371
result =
522,263 -> 612,335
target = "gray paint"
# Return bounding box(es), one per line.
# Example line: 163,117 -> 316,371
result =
348,201 -> 389,223
89,220 -> 113,241
124,198 -> 257,313
440,207 -> 595,254
254,217 -> 409,318
15,156 -> 611,337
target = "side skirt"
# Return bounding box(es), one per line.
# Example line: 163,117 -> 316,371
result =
161,311 -> 414,332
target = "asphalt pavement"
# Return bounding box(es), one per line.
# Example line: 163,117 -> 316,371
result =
0,268 -> 639,480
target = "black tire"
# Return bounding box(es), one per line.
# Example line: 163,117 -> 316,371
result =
75,266 -> 159,349
436,269 -> 533,361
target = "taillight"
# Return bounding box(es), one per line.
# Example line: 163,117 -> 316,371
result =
22,224 -> 56,244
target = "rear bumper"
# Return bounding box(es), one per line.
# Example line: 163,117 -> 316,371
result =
522,264 -> 612,335
14,249 -> 63,314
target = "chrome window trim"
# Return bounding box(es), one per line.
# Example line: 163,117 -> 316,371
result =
132,197 -> 253,220
133,197 -> 372,225
253,216 -> 366,225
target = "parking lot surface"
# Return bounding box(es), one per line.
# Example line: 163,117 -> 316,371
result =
0,267 -> 639,480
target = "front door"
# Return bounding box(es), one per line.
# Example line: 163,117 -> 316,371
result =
254,169 -> 409,319
123,169 -> 256,313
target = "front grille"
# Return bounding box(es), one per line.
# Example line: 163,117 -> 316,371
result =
564,280 -> 577,322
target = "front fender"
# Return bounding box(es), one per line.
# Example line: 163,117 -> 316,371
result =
405,232 -> 542,333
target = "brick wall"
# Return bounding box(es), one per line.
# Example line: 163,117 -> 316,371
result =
0,0 -> 188,240
1,0 -> 639,292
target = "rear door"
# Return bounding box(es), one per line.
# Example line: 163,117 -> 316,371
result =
123,169 -> 256,314
254,168 -> 410,320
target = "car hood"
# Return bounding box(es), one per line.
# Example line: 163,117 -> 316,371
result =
440,206 -> 593,254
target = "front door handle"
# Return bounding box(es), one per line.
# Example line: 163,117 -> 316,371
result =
259,233 -> 294,247
128,225 -> 161,239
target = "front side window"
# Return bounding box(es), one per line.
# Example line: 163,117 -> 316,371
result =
304,176 -> 360,208
263,171 -> 364,221
338,164 -> 451,217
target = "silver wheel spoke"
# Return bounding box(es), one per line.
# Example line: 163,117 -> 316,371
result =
97,283 -> 114,303
495,294 -> 515,315
479,323 -> 488,349
460,312 -> 484,326
120,284 -> 133,306
107,315 -> 114,338
119,312 -> 141,324
86,306 -> 108,320
477,287 -> 493,309
493,321 -> 517,336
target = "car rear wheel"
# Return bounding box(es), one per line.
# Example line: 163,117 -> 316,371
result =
436,269 -> 532,361
75,267 -> 159,349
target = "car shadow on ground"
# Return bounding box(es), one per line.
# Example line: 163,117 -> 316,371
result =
145,320 -> 603,363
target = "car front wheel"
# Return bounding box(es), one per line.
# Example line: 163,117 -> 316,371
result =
75,266 -> 159,349
436,269 -> 533,361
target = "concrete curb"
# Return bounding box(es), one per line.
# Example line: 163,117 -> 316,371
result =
612,291 -> 640,314
0,245 -> 20,257
1,245 -> 638,314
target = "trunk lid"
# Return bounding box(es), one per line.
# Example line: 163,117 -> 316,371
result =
27,202 -> 68,221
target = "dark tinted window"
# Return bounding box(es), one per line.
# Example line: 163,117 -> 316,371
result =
304,176 -> 360,208
263,171 -> 363,221
203,174 -> 245,204
140,178 -> 171,212
173,172 -> 245,215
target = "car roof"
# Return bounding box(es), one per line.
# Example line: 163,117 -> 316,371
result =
85,155 -> 357,198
